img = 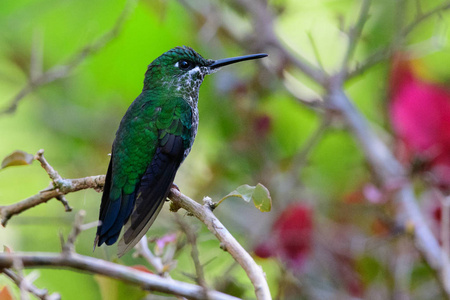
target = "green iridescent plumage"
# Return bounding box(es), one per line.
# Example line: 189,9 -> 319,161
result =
95,46 -> 267,256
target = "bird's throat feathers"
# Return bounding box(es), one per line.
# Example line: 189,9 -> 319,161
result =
141,46 -> 215,108
144,64 -> 210,108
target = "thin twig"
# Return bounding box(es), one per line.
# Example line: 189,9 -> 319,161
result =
235,0 -> 328,85
306,32 -> 325,71
34,149 -> 61,182
176,216 -> 210,299
1,0 -> 137,115
325,81 -> 443,285
402,2 -> 450,37
347,1 -> 450,78
3,269 -> 60,300
202,0 -> 450,296
442,195 -> 450,292
292,117 -> 330,175
62,210 -> 86,254
2,148 -> 268,298
179,0 -> 328,85
340,0 -> 371,75
135,237 -> 165,275
0,174 -> 104,226
0,253 -> 240,300
169,191 -> 271,300
277,117 -> 330,199
35,149 -> 73,212
346,47 -> 391,78
0,149 -> 104,226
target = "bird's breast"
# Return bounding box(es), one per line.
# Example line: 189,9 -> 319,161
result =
184,106 -> 199,159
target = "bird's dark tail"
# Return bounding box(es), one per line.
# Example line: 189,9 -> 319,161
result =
117,135 -> 184,257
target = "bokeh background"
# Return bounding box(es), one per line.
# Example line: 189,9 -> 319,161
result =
2,0 -> 450,299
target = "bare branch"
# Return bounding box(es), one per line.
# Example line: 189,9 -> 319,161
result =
348,1 -> 450,78
184,0 -> 450,296
34,149 -> 73,212
234,0 -> 328,85
402,2 -> 450,37
3,268 -> 60,300
176,216 -> 209,299
291,117 -> 330,176
0,252 -> 240,300
1,0 -> 137,115
62,210 -> 86,254
340,0 -> 371,75
0,149 -> 105,226
222,0 -> 447,286
135,237 -> 166,276
347,47 -> 391,78
1,148 -> 268,298
0,174 -> 104,226
325,82 -> 443,288
179,0 -> 328,85
441,195 -> 450,292
34,149 -> 62,184
169,191 -> 271,300
306,32 -> 325,71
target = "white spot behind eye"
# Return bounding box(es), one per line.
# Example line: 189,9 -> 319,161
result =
188,66 -> 200,75
174,62 -> 179,68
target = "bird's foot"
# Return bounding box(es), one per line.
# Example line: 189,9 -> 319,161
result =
171,183 -> 180,191
166,183 -> 181,203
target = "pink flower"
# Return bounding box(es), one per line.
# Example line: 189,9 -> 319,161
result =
389,54 -> 450,191
254,203 -> 313,272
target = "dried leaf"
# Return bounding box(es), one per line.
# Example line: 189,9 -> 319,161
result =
130,265 -> 153,274
0,286 -> 14,300
1,150 -> 34,169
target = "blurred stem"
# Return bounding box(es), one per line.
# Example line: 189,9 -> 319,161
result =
325,82 -> 448,295
402,1 -> 450,36
348,0 -> 450,78
178,0 -> 450,296
3,268 -> 60,300
136,237 -> 166,275
307,32 -> 325,71
1,0 -> 138,115
340,0 -> 371,74
0,252 -> 239,300
291,117 -> 330,179
176,216 -> 210,299
442,195 -> 450,293
279,117 -> 329,199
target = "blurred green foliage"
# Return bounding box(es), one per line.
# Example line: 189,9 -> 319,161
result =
2,0 -> 450,299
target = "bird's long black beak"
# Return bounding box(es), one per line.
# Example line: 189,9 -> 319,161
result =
209,53 -> 268,69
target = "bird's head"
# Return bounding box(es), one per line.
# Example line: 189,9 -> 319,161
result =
143,46 -> 267,103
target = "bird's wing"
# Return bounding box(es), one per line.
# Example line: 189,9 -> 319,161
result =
95,95 -> 192,254
116,97 -> 193,256
95,94 -> 160,247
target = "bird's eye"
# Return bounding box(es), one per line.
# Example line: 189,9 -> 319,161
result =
177,60 -> 191,70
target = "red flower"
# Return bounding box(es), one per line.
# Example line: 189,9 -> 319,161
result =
254,203 -> 313,272
389,54 -> 450,190
253,114 -> 271,137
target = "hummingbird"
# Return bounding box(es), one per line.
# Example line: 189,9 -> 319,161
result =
95,46 -> 267,256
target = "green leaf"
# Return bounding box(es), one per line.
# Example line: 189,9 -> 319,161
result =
1,150 -> 34,169
95,273 -> 147,300
219,183 -> 272,212
252,184 -> 272,212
